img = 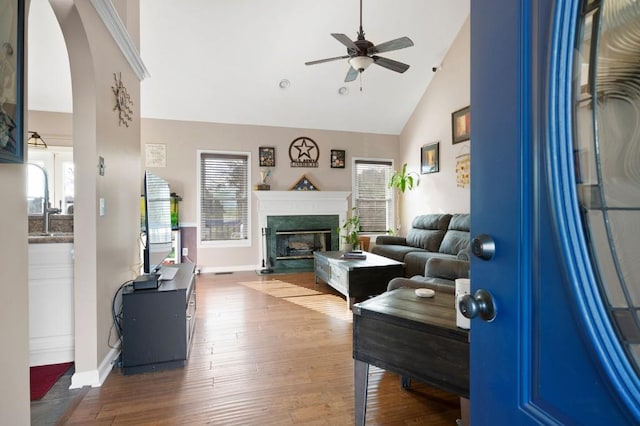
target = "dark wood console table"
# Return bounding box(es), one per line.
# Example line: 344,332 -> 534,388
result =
353,288 -> 469,425
121,263 -> 196,375
314,251 -> 405,308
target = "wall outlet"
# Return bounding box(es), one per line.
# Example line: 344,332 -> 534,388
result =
182,247 -> 188,256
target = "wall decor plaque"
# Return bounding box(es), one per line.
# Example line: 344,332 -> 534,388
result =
289,136 -> 319,167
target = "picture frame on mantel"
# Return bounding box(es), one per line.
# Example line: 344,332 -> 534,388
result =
0,0 -> 25,164
451,105 -> 470,144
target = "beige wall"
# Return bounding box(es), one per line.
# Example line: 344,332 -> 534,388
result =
1,0 -> 31,421
50,0 -> 142,386
399,17 -> 471,229
0,164 -> 30,421
141,118 -> 399,271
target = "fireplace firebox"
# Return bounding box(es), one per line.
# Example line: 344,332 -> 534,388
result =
275,229 -> 332,260
266,215 -> 339,272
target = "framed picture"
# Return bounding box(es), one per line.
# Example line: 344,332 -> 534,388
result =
451,105 -> 470,144
259,146 -> 275,167
0,0 -> 25,163
421,142 -> 439,174
330,149 -> 345,168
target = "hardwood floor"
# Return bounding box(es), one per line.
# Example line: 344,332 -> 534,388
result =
62,271 -> 461,425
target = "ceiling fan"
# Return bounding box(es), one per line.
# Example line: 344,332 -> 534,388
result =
305,0 -> 414,83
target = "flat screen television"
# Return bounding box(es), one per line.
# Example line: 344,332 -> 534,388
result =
141,171 -> 173,274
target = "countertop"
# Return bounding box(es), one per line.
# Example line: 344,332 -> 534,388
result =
28,233 -> 74,244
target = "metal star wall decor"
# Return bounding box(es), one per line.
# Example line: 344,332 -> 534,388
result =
288,137 -> 319,167
111,72 -> 134,127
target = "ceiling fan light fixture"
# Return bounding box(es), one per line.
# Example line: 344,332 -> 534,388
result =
348,56 -> 373,72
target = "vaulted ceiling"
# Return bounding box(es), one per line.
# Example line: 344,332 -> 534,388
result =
27,0 -> 470,135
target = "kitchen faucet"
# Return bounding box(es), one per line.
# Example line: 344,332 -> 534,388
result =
28,163 -> 61,234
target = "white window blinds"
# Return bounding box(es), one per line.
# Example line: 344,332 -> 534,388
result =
353,159 -> 394,232
200,152 -> 249,242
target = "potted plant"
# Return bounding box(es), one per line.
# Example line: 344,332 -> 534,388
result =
389,162 -> 420,193
388,163 -> 420,233
338,207 -> 361,252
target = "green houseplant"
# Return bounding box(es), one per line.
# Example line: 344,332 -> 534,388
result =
338,207 -> 361,251
389,163 -> 420,193
388,163 -> 420,233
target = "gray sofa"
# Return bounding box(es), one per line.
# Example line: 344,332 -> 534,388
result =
386,256 -> 470,294
372,213 -> 471,278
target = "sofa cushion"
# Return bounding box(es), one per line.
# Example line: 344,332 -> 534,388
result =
374,235 -> 407,246
425,258 -> 470,281
371,244 -> 426,263
405,214 -> 452,251
457,247 -> 471,261
439,213 -> 471,255
403,251 -> 457,277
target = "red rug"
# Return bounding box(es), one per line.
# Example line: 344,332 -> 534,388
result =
30,362 -> 73,401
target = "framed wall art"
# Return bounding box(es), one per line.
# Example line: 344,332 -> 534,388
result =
330,149 -> 345,168
451,105 -> 470,144
421,142 -> 439,174
259,146 -> 275,167
0,0 -> 25,163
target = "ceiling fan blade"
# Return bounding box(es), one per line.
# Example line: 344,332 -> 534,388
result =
345,66 -> 359,82
372,56 -> 410,73
368,36 -> 414,55
305,55 -> 350,66
331,33 -> 359,53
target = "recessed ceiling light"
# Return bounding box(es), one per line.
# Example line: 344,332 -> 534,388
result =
278,79 -> 290,89
338,86 -> 349,95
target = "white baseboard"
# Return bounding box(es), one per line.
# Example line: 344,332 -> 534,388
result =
30,335 -> 74,367
199,264 -> 260,274
70,344 -> 120,389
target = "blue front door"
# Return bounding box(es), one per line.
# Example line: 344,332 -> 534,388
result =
470,0 -> 640,423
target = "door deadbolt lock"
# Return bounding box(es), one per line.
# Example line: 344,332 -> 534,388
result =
471,234 -> 496,260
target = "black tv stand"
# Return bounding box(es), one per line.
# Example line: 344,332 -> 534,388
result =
121,263 -> 196,375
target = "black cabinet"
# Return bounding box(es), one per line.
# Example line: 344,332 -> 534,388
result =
121,263 -> 196,375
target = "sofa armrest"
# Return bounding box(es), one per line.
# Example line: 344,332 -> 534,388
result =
375,235 -> 407,246
386,277 -> 455,294
425,258 -> 469,281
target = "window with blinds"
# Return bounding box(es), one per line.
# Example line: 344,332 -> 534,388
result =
199,151 -> 250,244
353,159 -> 394,232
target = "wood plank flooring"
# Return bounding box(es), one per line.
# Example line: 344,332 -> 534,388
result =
62,271 -> 461,425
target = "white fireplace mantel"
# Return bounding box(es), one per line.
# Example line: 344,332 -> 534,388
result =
255,190 -> 351,237
254,191 -> 351,264
254,191 -> 351,219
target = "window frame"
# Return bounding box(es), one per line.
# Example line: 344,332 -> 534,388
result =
197,149 -> 252,248
351,157 -> 395,234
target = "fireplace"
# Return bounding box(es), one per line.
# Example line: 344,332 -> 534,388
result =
267,215 -> 339,271
255,191 -> 350,272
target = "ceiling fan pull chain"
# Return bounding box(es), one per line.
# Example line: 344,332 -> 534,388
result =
359,72 -> 363,92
